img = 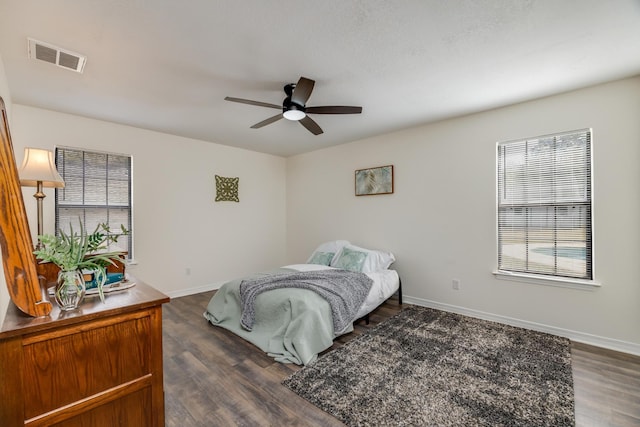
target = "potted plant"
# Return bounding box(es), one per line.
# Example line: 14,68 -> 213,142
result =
34,220 -> 129,311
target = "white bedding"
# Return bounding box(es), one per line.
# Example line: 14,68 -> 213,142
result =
282,264 -> 400,321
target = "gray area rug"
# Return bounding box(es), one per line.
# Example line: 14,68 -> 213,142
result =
283,306 -> 574,426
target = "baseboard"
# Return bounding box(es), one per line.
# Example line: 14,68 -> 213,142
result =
403,295 -> 640,357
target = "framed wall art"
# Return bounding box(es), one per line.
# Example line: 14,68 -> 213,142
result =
355,165 -> 394,196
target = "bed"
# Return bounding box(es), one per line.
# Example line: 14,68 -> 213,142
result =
203,241 -> 401,365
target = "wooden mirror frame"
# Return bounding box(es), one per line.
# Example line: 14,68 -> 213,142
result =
0,96 -> 52,317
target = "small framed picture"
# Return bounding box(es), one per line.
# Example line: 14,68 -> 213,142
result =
355,165 -> 394,196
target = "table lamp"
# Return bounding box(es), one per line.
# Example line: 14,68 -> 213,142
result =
18,148 -> 65,247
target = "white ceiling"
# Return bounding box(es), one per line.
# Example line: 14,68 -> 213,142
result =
1,1 -> 639,157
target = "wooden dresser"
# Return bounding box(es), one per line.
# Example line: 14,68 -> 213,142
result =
0,279 -> 169,427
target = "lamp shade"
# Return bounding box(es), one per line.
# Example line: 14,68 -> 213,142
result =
18,148 -> 65,188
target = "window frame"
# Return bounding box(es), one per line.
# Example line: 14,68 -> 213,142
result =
494,129 -> 599,288
54,146 -> 133,260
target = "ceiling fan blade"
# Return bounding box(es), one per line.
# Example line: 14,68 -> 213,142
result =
305,105 -> 363,114
291,77 -> 315,106
299,116 -> 323,135
250,113 -> 283,129
225,97 -> 281,110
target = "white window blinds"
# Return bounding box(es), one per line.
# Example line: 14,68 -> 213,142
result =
55,147 -> 132,257
497,129 -> 592,280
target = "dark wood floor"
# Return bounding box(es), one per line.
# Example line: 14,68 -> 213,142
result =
162,291 -> 640,427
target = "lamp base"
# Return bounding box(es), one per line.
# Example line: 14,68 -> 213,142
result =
33,180 -> 45,245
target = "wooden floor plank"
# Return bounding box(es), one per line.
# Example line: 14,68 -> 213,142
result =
163,290 -> 640,426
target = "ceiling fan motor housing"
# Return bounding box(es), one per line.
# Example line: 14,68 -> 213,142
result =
283,99 -> 305,120
283,83 -> 306,119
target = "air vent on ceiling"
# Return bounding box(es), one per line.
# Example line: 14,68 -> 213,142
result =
27,38 -> 86,73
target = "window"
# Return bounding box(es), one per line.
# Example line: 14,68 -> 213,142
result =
55,147 -> 132,258
497,129 -> 592,280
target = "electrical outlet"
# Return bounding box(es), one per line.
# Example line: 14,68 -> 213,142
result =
185,267 -> 191,276
452,279 -> 460,290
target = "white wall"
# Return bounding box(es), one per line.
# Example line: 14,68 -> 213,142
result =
10,105 -> 287,296
287,76 -> 640,353
0,55 -> 11,115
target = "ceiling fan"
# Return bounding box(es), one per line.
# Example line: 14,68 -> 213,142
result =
224,77 -> 362,135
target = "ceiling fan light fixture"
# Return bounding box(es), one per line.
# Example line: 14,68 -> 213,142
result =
283,104 -> 306,121
283,109 -> 306,121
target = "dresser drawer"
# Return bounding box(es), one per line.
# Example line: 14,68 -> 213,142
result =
23,311 -> 153,421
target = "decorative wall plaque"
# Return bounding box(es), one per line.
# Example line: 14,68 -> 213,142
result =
215,175 -> 239,202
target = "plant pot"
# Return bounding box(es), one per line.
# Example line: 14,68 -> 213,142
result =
55,269 -> 86,311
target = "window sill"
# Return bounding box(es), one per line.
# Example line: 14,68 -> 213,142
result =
492,270 -> 601,290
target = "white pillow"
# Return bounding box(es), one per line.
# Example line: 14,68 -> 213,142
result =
306,240 -> 351,266
332,243 -> 395,273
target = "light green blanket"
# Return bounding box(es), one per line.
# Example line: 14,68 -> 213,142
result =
203,268 -> 353,365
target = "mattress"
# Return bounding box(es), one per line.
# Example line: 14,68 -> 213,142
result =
281,263 -> 400,319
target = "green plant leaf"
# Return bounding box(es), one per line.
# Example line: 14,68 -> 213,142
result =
33,217 -> 129,304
